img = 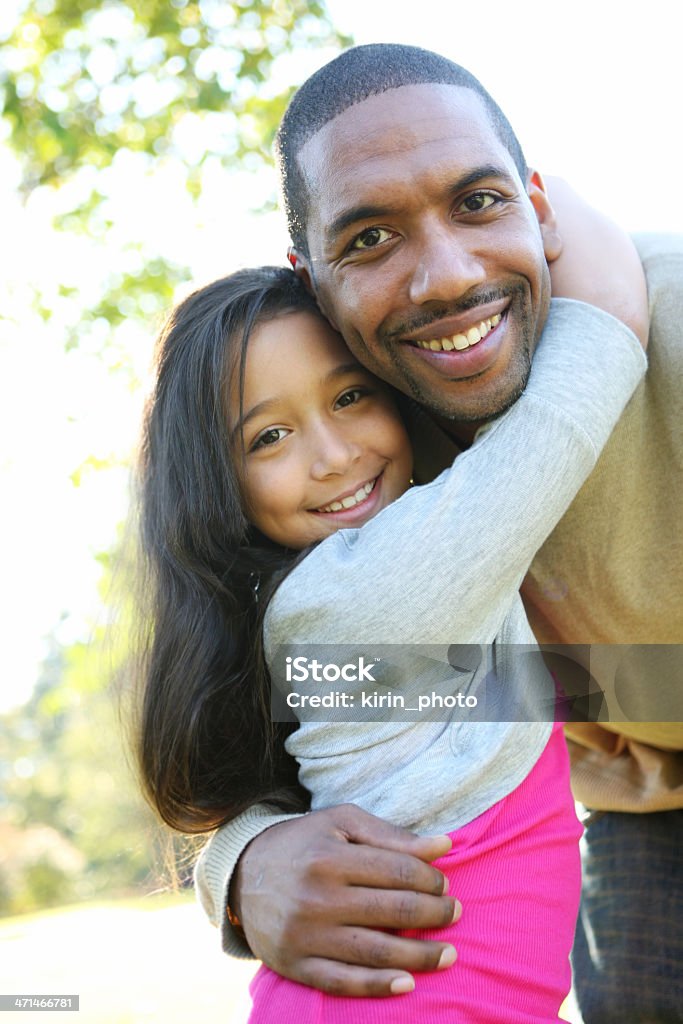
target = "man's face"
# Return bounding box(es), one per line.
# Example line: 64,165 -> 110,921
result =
297,84 -> 557,427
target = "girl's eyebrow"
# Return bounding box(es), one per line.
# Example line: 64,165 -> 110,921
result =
231,397 -> 279,442
325,361 -> 365,382
231,361 -> 364,442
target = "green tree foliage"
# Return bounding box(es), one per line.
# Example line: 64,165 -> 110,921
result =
0,626 -> 159,915
0,1 -> 350,913
0,0 -> 350,343
2,0 -> 348,189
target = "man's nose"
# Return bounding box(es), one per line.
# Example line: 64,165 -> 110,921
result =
408,224 -> 486,306
309,421 -> 362,479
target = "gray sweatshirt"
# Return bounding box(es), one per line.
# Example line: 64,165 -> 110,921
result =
196,299 -> 646,954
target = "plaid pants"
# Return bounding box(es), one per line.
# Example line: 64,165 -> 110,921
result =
572,808 -> 683,1023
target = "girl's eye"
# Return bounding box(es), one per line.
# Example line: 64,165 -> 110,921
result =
335,387 -> 365,409
349,227 -> 394,251
251,427 -> 288,451
457,191 -> 498,214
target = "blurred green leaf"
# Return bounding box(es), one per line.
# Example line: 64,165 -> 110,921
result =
0,0 -> 351,349
1,0 -> 350,191
0,1 -> 352,915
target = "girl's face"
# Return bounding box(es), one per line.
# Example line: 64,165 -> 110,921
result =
231,310 -> 413,550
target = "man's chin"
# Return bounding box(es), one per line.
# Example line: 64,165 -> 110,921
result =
412,353 -> 532,432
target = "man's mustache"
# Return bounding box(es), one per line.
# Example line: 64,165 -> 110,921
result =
383,284 -> 523,341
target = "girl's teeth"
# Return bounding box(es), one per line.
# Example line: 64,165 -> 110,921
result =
320,479 -> 375,513
416,313 -> 502,352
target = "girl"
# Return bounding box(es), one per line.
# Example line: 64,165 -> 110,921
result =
135,238 -> 646,1020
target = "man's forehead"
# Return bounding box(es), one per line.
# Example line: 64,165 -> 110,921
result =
299,83 -> 495,172
297,83 -> 516,234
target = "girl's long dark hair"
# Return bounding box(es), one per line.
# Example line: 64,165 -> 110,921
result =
134,267 -> 318,832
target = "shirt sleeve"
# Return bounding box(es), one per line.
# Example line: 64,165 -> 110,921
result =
196,299 -> 646,959
194,805 -> 306,958
265,299 -> 647,650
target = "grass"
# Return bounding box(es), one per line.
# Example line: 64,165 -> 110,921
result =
0,892 -> 257,1023
1,894 -> 582,1022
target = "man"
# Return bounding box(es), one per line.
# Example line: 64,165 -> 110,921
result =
196,45 -> 683,1021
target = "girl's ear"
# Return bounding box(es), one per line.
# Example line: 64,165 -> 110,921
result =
527,169 -> 563,264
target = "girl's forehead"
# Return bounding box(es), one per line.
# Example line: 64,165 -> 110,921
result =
244,310 -> 360,382
228,309 -> 369,439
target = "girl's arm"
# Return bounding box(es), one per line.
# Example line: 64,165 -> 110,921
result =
266,300 -> 647,651
202,222 -> 650,984
542,173 -> 649,348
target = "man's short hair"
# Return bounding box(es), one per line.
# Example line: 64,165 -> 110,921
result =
275,44 -> 528,255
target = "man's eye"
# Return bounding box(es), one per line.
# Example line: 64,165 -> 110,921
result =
251,427 -> 287,451
335,387 -> 365,409
350,227 -> 393,251
458,192 -> 498,213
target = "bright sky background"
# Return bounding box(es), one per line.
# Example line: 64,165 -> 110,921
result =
1,0 -> 681,711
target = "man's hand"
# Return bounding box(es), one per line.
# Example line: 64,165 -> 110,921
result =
231,804 -> 460,997
541,173 -> 650,350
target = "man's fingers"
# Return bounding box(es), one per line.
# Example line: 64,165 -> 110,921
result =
338,927 -> 457,973
296,959 -> 416,998
295,935 -> 457,998
331,804 -> 452,862
339,887 -> 461,931
315,839 -> 451,897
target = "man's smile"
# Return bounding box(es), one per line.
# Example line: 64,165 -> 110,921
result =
401,308 -> 512,381
412,312 -> 503,352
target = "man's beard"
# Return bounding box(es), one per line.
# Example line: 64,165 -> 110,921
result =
406,344 -> 532,424
382,282 -> 536,425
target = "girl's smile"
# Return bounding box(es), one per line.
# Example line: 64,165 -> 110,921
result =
231,310 -> 413,549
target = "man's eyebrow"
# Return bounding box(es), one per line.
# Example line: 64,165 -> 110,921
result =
231,362 -> 363,442
449,164 -> 518,194
327,204 -> 396,242
325,164 -> 517,242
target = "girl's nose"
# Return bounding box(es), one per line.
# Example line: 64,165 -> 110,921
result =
309,422 -> 362,479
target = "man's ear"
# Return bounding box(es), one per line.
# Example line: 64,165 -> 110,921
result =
287,244 -> 315,291
527,169 -> 563,264
287,246 -> 341,331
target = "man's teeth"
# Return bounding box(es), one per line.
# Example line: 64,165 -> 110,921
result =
320,479 -> 375,513
416,313 -> 502,352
